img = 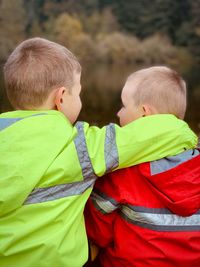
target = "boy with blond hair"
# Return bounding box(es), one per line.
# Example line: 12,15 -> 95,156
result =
85,66 -> 200,267
0,38 -> 197,267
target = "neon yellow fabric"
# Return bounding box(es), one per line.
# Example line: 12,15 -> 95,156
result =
84,115 -> 197,175
0,110 -> 197,267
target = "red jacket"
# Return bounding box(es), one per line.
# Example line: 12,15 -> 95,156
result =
85,149 -> 200,267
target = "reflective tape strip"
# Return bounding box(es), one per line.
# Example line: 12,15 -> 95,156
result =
120,205 -> 200,231
0,118 -> 23,131
25,178 -> 95,204
91,189 -> 119,214
74,122 -> 119,178
91,190 -> 200,231
0,113 -> 47,131
104,124 -> 119,173
74,121 -> 98,181
150,149 -> 200,175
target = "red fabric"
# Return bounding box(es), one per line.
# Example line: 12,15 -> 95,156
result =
141,154 -> 200,216
85,155 -> 200,267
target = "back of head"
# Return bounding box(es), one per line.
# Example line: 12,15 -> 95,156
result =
129,66 -> 187,119
4,37 -> 81,109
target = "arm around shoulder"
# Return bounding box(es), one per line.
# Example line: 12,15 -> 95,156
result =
74,115 -> 197,177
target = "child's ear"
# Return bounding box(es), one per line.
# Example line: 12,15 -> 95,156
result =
55,87 -> 66,111
142,104 -> 156,116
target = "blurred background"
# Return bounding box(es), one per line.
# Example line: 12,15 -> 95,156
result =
0,0 -> 200,134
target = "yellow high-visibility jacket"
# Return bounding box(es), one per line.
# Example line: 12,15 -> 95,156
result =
0,110 -> 197,267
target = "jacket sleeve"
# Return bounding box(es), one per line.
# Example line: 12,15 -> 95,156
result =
85,173 -> 120,247
75,114 -> 197,177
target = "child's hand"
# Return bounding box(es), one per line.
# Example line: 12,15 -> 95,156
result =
89,241 -> 99,261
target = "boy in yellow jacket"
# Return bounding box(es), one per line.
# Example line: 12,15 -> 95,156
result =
0,37 -> 197,267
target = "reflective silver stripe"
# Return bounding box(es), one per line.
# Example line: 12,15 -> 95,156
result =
120,205 -> 200,231
91,190 -> 119,214
0,118 -> 22,131
150,149 -> 200,175
25,178 -> 95,204
104,124 -> 119,173
74,122 -> 98,180
91,190 -> 200,231
74,122 -> 119,179
0,113 -> 47,131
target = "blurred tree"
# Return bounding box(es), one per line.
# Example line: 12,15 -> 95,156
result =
52,13 -> 96,63
29,21 -> 44,37
81,8 -> 119,37
97,32 -> 142,64
53,13 -> 83,46
141,34 -> 193,73
191,0 -> 200,27
96,32 -> 193,71
0,0 -> 27,61
155,0 -> 191,42
108,0 -> 191,40
100,0 -> 200,59
43,0 -> 99,18
72,33 -> 96,63
33,0 -> 200,61
24,0 -> 45,36
186,0 -> 200,60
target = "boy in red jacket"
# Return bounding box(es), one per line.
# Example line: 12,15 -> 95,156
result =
85,66 -> 200,267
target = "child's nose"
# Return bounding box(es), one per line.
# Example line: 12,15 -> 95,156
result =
117,109 -> 121,118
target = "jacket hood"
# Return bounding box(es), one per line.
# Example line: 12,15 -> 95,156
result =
140,149 -> 200,216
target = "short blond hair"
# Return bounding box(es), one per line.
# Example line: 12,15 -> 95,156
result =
128,66 -> 187,119
4,37 -> 81,109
